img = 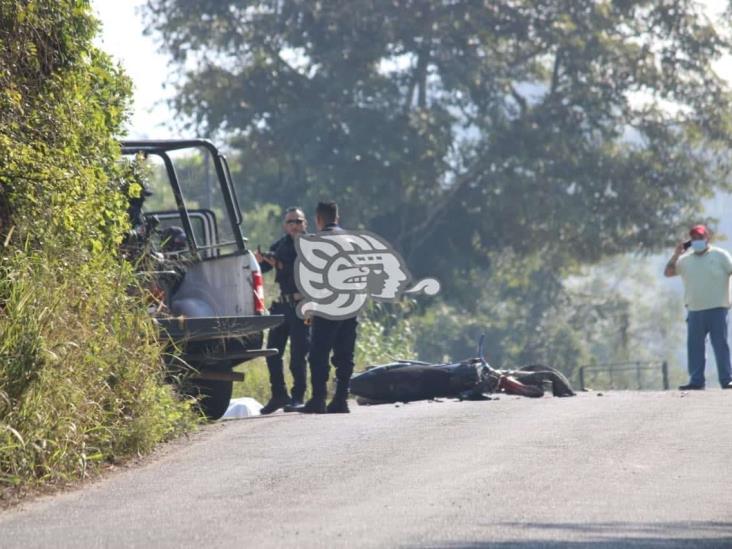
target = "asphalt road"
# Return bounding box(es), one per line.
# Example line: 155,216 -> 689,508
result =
1,390 -> 732,548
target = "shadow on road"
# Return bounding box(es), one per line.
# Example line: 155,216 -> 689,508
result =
423,521 -> 732,548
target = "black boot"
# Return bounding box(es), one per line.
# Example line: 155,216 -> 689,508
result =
326,397 -> 350,414
327,384 -> 350,414
260,393 -> 290,415
298,397 -> 326,414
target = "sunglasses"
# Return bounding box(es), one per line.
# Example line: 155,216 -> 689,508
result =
286,219 -> 305,225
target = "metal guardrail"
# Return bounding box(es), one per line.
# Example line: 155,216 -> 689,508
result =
578,361 -> 669,391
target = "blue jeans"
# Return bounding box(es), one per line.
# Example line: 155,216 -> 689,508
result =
687,307 -> 732,387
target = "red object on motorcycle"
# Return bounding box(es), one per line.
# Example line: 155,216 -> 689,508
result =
499,375 -> 544,398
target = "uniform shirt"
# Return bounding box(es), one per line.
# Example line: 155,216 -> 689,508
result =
676,246 -> 732,311
260,234 -> 299,294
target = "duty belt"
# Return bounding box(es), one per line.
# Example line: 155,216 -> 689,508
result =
278,292 -> 303,305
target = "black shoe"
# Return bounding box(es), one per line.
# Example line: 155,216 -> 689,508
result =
678,383 -> 705,391
283,398 -> 304,412
260,394 -> 290,415
326,398 -> 350,414
298,398 -> 326,414
722,382 -> 732,390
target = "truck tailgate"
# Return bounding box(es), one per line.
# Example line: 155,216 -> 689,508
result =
155,315 -> 284,343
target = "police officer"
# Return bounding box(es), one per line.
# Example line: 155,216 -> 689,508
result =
256,207 -> 310,414
300,201 -> 359,414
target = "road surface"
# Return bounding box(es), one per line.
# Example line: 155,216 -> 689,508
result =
1,391 -> 731,547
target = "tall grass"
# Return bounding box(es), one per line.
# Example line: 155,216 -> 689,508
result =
0,245 -> 196,489
0,0 -> 199,493
233,358 -> 271,402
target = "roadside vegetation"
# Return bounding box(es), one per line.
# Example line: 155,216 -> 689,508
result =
0,1 -> 197,494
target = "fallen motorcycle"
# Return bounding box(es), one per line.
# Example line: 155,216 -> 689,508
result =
350,336 -> 575,404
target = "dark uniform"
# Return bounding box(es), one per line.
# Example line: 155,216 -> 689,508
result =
260,234 -> 310,410
305,222 -> 358,413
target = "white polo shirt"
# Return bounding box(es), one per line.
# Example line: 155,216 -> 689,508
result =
676,246 -> 732,311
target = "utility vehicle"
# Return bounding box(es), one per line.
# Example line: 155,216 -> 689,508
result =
121,139 -> 282,419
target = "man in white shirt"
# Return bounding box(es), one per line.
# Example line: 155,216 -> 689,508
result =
665,224 -> 732,390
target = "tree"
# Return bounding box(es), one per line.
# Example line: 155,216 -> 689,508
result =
145,0 -> 732,286
144,0 -> 732,373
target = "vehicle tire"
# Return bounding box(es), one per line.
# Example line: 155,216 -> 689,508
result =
190,379 -> 233,420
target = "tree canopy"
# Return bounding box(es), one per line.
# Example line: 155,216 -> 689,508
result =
144,0 -> 732,372
146,1 -> 732,275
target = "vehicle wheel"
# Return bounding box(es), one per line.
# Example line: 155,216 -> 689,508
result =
190,379 -> 233,420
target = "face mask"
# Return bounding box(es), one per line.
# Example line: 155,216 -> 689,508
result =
691,240 -> 707,252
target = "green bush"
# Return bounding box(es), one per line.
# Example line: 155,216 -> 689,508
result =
0,0 -> 196,490
354,303 -> 415,368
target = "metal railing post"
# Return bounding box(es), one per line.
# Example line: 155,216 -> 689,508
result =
577,360 -> 667,391
579,366 -> 586,391
609,364 -> 614,388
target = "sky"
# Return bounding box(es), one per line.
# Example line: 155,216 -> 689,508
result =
92,1 -> 174,139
